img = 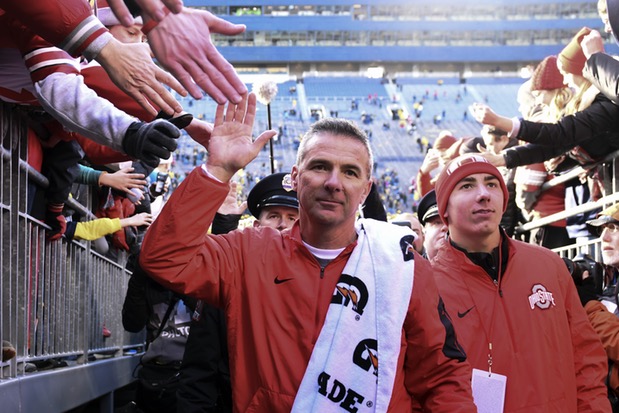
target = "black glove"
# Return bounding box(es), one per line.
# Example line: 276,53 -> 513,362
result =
122,120 -> 180,168
576,276 -> 599,307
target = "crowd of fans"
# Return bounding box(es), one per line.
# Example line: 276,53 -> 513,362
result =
4,0 -> 619,412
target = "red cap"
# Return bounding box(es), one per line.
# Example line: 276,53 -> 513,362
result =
531,56 -> 565,91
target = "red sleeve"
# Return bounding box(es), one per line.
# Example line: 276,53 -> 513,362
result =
140,168 -> 230,299
401,255 -> 476,412
564,275 -> 612,412
585,300 -> 619,363
74,135 -> 133,165
0,0 -> 108,57
5,17 -> 81,84
82,65 -> 156,121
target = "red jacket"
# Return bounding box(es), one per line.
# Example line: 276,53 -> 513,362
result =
0,0 -> 110,58
141,167 -> 477,413
585,300 -> 619,396
431,238 -> 610,412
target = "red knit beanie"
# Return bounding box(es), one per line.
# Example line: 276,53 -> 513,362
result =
558,27 -> 592,75
435,154 -> 508,225
531,56 -> 565,91
434,131 -> 457,151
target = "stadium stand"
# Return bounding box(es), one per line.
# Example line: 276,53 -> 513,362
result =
3,1 -> 619,411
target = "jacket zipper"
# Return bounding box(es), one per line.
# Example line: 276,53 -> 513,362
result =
493,279 -> 503,297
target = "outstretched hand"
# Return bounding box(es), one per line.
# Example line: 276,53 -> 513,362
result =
470,102 -> 514,134
470,102 -> 498,125
206,93 -> 277,182
121,212 -> 154,228
96,39 -> 186,116
100,167 -> 147,194
107,0 -> 183,27
474,143 -> 507,167
147,8 -> 247,102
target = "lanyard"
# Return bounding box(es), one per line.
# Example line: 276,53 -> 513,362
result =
461,238 -> 504,375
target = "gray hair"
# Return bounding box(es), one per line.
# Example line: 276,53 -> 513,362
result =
296,118 -> 374,178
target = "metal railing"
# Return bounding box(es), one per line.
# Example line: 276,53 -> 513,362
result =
513,150 -> 619,263
0,102 -> 144,411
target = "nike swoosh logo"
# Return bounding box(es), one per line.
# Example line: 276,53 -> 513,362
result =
457,306 -> 475,318
274,276 -> 294,285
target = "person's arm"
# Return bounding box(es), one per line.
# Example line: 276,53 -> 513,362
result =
98,167 -> 147,194
140,93 -> 276,298
502,143 -> 569,169
140,169 -> 233,303
584,52 -> 619,106
9,19 -> 140,154
402,256 -> 476,412
73,217 -> 123,241
35,72 -> 137,153
585,300 -> 619,362
514,94 -> 619,147
77,164 -> 103,186
74,135 -> 133,165
120,212 -> 153,228
0,0 -> 112,58
582,29 -> 619,105
0,0 -> 186,116
8,23 -> 179,166
94,38 -> 185,116
513,164 -> 546,213
470,102 -> 515,134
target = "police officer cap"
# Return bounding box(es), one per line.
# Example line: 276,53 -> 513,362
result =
417,189 -> 439,226
247,172 -> 298,218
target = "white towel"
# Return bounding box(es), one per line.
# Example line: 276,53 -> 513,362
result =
291,218 -> 416,413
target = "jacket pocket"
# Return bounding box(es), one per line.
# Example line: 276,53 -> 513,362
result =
245,387 -> 295,413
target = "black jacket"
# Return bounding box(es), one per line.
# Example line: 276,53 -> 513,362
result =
504,92 -> 619,168
584,52 -> 619,106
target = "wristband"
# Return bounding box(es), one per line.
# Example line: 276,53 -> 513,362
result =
141,7 -> 171,36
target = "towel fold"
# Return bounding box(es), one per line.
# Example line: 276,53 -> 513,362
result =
292,218 -> 416,413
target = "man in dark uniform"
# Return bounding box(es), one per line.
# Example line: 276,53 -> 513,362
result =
416,189 -> 448,260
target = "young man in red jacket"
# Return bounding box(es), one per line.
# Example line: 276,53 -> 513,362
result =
140,93 -> 476,412
431,153 -> 610,412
